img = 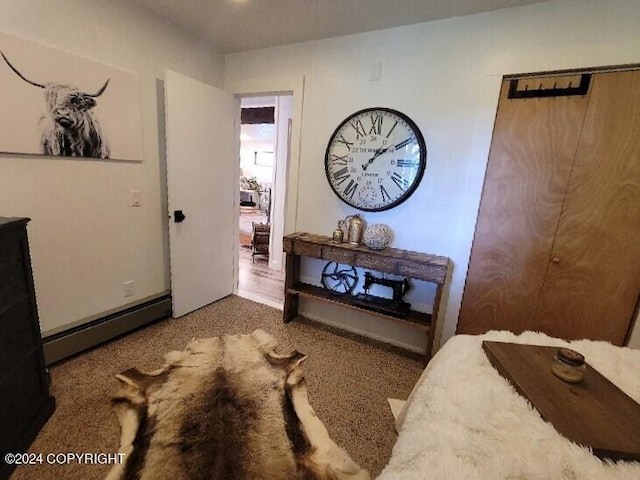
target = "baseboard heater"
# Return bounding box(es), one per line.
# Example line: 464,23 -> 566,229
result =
42,294 -> 172,366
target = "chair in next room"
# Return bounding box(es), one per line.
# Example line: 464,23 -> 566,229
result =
251,222 -> 270,263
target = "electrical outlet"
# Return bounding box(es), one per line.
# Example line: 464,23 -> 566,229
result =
123,280 -> 135,297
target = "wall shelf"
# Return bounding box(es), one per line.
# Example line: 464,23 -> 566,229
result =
288,282 -> 431,329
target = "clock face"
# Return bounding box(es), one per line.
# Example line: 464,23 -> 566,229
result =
324,107 -> 426,212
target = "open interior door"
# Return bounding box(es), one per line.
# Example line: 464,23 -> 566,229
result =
165,69 -> 238,317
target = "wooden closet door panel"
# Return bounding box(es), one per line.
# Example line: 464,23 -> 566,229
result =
534,71 -> 640,344
457,78 -> 590,334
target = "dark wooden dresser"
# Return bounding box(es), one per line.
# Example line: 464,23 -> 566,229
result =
0,218 -> 55,479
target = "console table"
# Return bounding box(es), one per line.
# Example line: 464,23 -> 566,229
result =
282,233 -> 451,362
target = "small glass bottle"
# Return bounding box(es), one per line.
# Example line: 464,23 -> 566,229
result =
551,347 -> 586,383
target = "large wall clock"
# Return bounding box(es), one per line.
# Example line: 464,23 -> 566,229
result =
324,107 -> 427,212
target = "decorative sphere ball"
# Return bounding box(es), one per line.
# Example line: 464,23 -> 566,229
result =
363,224 -> 392,250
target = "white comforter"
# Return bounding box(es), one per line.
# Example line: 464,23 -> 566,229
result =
378,331 -> 640,480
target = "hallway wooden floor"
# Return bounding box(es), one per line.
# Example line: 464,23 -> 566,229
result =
237,244 -> 285,309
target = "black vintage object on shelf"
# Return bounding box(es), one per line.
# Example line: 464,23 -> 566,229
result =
321,262 -> 358,295
0,218 -> 56,480
283,232 -> 451,363
353,272 -> 411,318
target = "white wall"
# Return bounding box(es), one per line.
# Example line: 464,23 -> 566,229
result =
0,0 -> 224,335
239,125 -> 275,184
225,0 -> 640,352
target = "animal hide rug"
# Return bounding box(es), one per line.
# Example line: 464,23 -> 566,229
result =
105,330 -> 370,480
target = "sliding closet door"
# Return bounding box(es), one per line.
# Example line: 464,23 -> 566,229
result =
457,77 -> 590,334
533,71 -> 640,344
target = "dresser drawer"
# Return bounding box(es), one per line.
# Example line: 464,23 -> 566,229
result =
0,351 -> 47,453
0,237 -> 29,308
0,298 -> 37,372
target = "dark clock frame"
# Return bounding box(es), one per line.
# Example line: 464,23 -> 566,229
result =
324,107 -> 427,212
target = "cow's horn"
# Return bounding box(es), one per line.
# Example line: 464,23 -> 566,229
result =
1,51 -> 46,89
89,79 -> 110,97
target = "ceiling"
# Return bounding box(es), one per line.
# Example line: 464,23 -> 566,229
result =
132,0 -> 550,54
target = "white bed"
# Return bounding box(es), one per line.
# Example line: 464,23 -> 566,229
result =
378,331 -> 640,480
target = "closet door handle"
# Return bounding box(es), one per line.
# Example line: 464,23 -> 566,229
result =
551,257 -> 560,264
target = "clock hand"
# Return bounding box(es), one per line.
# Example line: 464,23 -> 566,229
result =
363,137 -> 412,171
361,146 -> 389,171
394,137 -> 414,150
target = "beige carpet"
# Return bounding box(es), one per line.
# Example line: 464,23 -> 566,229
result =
11,295 -> 423,480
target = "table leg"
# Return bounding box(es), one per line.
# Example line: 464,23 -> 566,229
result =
283,253 -> 300,323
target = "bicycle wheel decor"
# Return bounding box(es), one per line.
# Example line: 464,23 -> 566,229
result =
321,262 -> 358,295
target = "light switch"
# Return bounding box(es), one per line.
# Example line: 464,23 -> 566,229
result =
130,190 -> 141,207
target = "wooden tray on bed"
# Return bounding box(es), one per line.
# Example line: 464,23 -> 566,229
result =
482,341 -> 640,462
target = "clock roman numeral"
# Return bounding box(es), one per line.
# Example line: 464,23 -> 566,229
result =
330,154 -> 349,166
350,119 -> 366,139
332,167 -> 350,185
396,159 -> 419,168
335,135 -> 354,150
394,137 -> 414,150
391,172 -> 410,191
343,179 -> 358,198
380,185 -> 391,202
368,115 -> 382,135
386,120 -> 398,139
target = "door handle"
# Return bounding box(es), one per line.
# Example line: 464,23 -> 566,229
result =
174,210 -> 186,223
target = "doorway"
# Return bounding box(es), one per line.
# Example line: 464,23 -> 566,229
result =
236,94 -> 290,308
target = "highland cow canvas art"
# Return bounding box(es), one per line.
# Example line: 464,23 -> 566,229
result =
0,32 -> 143,161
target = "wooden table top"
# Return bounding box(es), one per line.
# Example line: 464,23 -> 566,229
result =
482,341 -> 640,462
283,232 -> 450,284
